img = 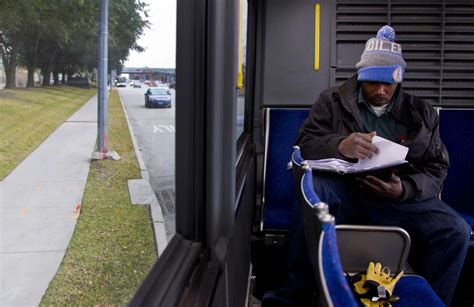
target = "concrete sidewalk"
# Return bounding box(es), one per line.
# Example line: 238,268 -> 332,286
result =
0,96 -> 97,306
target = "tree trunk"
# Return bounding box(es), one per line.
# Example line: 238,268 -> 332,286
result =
1,44 -> 18,88
27,66 -> 35,87
5,62 -> 17,88
43,48 -> 57,86
25,35 -> 40,87
53,70 -> 59,85
42,68 -> 51,86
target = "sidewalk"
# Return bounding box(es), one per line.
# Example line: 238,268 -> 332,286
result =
0,96 -> 97,306
0,92 -> 167,306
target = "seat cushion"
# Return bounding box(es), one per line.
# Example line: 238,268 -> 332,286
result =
393,275 -> 444,306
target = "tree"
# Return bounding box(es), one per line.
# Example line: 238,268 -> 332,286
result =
0,0 -> 31,88
0,0 -> 149,88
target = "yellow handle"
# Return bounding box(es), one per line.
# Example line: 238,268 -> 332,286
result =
314,3 -> 320,71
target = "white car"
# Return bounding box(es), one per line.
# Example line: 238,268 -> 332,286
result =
131,80 -> 142,88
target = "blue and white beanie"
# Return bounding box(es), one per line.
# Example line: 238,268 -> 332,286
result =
356,26 -> 406,84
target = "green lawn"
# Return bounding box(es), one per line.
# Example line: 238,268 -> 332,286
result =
41,89 -> 157,305
0,86 -> 95,180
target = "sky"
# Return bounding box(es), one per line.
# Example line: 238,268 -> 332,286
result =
124,0 -> 176,69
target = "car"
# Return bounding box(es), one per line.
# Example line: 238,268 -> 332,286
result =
145,87 -> 172,108
131,80 -> 142,88
116,76 -> 127,87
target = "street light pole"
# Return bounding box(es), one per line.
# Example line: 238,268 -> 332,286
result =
93,0 -> 119,160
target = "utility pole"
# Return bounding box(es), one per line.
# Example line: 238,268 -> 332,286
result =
92,0 -> 119,160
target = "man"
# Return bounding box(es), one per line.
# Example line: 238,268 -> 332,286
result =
295,26 -> 470,305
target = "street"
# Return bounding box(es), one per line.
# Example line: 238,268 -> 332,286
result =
118,86 -> 176,239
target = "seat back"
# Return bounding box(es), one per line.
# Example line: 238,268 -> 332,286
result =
292,147 -> 411,274
262,108 -> 310,230
439,109 -> 474,216
336,225 -> 410,274
292,151 -> 358,306
291,143 -> 445,306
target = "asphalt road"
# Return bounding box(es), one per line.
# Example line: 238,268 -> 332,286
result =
118,86 -> 176,239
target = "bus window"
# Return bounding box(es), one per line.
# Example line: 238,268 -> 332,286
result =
236,0 -> 248,141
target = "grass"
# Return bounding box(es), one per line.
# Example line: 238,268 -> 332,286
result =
0,86 -> 95,180
41,89 -> 157,305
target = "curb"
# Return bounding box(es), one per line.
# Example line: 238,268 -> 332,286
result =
117,91 -> 149,181
117,89 -> 168,255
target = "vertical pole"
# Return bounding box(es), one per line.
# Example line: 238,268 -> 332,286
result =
98,0 -> 109,153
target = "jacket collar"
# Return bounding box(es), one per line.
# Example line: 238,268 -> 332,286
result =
336,75 -> 363,129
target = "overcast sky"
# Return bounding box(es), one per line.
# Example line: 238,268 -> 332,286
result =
124,0 -> 176,68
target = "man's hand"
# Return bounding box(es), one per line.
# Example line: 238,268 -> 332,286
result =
356,173 -> 403,200
338,132 -> 379,159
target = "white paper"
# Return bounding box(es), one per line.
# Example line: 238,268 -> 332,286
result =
355,136 -> 409,170
305,136 -> 409,174
305,158 -> 356,172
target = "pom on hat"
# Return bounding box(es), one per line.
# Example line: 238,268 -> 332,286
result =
376,25 -> 396,42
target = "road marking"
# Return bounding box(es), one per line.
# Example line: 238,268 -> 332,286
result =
153,125 -> 175,134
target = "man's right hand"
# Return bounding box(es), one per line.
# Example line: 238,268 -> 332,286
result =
338,131 -> 379,159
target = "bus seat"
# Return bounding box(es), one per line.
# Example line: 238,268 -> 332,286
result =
261,108 -> 474,233
298,164 -> 358,307
294,151 -> 444,306
262,108 -> 309,231
439,109 -> 474,231
336,225 -> 410,275
292,146 -> 411,275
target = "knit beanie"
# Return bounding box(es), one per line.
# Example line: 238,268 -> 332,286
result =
356,26 -> 406,84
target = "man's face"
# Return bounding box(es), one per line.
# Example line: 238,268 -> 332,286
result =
361,81 -> 398,107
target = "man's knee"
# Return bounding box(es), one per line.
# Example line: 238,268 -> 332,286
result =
312,174 -> 347,199
451,218 -> 471,249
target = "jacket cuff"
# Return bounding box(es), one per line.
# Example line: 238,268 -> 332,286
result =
400,179 -> 416,201
327,136 -> 348,160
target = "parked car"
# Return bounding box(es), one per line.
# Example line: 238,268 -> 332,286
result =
145,87 -> 172,108
131,80 -> 142,88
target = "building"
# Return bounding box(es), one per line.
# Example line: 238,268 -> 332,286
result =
122,67 -> 176,83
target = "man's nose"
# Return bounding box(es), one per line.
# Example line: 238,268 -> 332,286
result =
375,85 -> 387,95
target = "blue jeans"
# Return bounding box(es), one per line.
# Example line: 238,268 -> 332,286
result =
288,173 -> 471,306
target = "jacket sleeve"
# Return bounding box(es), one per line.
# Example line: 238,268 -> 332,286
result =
400,110 -> 450,202
295,92 -> 348,160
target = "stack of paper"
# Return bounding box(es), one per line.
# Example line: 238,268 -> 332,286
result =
306,136 -> 413,175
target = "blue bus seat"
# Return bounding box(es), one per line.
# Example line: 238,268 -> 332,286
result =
293,152 -> 444,306
261,108 -> 474,232
262,108 -> 309,231
439,109 -> 474,230
297,160 -> 358,306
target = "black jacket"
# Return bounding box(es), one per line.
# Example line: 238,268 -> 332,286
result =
295,75 -> 449,202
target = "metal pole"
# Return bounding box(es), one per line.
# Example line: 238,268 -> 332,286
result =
98,0 -> 108,154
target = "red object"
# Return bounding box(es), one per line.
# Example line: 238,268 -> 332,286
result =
399,135 -> 408,143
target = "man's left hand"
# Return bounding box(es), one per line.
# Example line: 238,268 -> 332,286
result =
356,173 -> 403,200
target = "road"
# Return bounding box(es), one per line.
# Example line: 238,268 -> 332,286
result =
118,86 -> 176,240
